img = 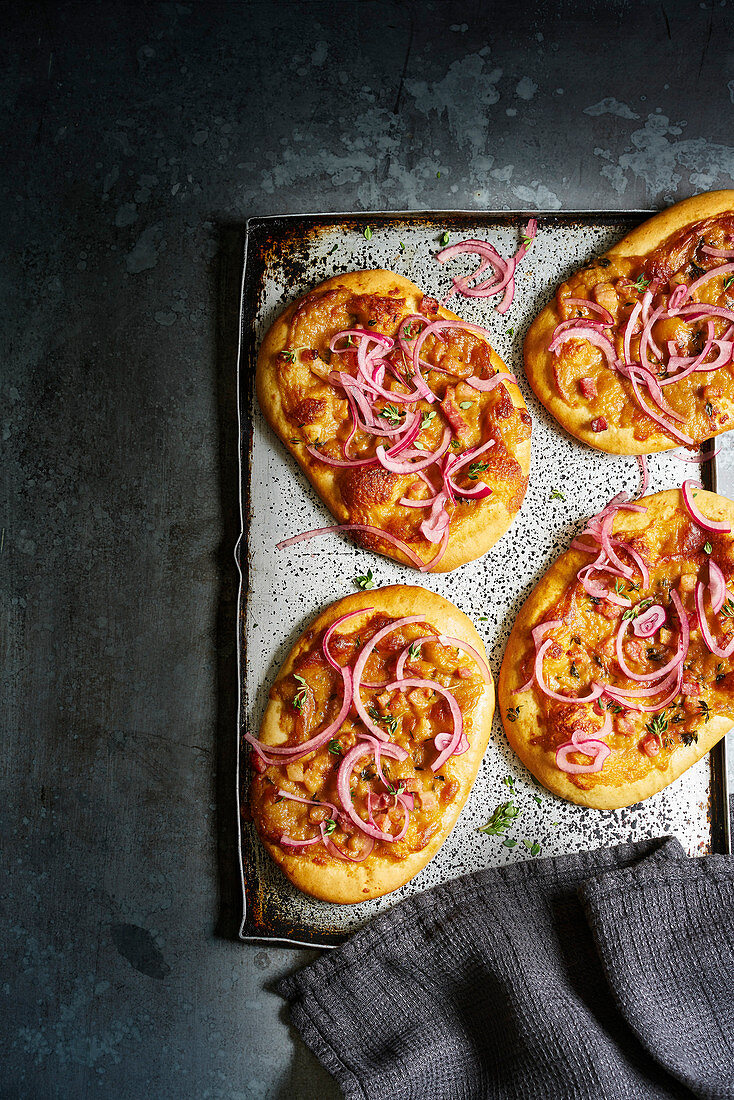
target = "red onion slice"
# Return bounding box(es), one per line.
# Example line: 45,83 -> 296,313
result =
701,244 -> 734,259
563,297 -> 614,325
549,326 -> 618,368
681,480 -> 732,533
627,368 -> 695,446
319,823 -> 375,862
672,448 -> 720,464
245,666 -> 354,764
384,676 -> 464,771
695,581 -> 734,659
466,371 -> 518,392
632,604 -> 666,637
351,616 -> 427,739
336,740 -> 410,842
377,427 -> 452,474
709,560 -> 726,615
555,716 -> 612,775
322,608 -> 373,671
276,523 -> 426,569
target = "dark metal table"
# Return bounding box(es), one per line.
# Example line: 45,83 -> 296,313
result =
3,2 -> 733,1097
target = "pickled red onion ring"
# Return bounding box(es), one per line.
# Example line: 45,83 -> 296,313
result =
695,581 -> 734,659
336,741 -> 410,842
245,667 -> 354,764
323,607 -> 374,671
276,523 -> 426,569
466,371 -> 518,392
351,616 -> 426,740
709,560 -> 726,615
562,297 -> 614,325
384,676 -> 464,771
632,604 -> 666,637
681,480 -> 732,533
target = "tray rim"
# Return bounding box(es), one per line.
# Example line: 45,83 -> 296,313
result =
235,208 -> 731,949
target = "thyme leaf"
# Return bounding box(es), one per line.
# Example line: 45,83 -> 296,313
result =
478,801 -> 519,836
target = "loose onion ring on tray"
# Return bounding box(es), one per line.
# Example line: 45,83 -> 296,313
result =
523,189 -> 734,454
256,268 -> 531,572
498,485 -> 734,809
247,586 -> 495,903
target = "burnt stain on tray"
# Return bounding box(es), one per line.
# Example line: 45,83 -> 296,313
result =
236,212 -> 731,948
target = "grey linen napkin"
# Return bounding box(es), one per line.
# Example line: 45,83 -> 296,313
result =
277,837 -> 734,1100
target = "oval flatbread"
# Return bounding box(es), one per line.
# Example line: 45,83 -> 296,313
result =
498,486 -> 734,809
524,190 -> 734,454
248,585 -> 495,903
257,269 -> 531,572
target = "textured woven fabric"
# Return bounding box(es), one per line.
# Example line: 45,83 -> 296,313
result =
277,838 -> 734,1100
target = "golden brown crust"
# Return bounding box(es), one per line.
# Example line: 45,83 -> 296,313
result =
253,585 -> 495,902
498,489 -> 734,808
257,269 -> 531,571
524,191 -> 734,454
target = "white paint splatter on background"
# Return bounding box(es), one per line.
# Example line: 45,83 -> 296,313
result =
512,181 -> 561,209
592,113 -> 734,198
515,76 -> 537,101
584,97 -> 639,120
406,54 -> 503,153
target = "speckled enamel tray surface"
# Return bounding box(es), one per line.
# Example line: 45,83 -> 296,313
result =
237,212 -> 731,948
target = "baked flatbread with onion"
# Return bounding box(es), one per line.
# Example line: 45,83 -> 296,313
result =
524,190 -> 734,453
247,586 -> 494,903
498,483 -> 734,809
257,269 -> 531,572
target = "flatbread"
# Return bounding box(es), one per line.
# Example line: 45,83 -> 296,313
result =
524,190 -> 734,454
498,487 -> 734,809
249,585 -> 495,903
257,269 -> 531,572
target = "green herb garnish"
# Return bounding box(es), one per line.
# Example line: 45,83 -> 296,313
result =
356,568 -> 376,590
549,488 -> 566,501
324,818 -> 337,834
723,274 -> 734,290
622,597 -> 654,621
699,699 -> 710,720
328,739 -> 343,756
703,541 -> 713,554
364,226 -> 373,240
506,706 -> 521,723
467,461 -> 490,480
408,641 -> 422,660
522,839 -> 541,856
706,401 -> 714,417
627,274 -> 650,293
421,410 -> 437,429
459,401 -> 474,410
722,598 -> 734,618
646,713 -> 668,738
381,405 -> 404,426
440,231 -> 450,246
478,801 -> 519,836
292,674 -> 309,713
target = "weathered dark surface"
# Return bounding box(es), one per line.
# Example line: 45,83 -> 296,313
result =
2,2 -> 733,1097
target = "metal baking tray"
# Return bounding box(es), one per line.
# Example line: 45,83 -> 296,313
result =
236,211 -> 731,948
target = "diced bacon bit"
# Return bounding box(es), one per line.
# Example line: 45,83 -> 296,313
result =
337,812 -> 358,835
592,282 -> 618,314
579,376 -> 598,399
421,295 -> 440,314
679,574 -> 697,594
403,778 -> 421,792
616,711 -> 637,737
659,627 -> 673,646
251,752 -> 267,774
372,794 -> 393,812
591,416 -> 608,432
308,805 -> 331,823
408,688 -> 434,711
310,360 -> 332,382
374,812 -> 390,831
441,387 -> 470,442
680,673 -> 701,696
600,635 -> 618,657
286,762 -> 305,783
600,603 -> 623,621
457,666 -> 473,678
418,789 -> 438,812
641,733 -> 661,758
376,691 -> 392,709
302,348 -> 319,360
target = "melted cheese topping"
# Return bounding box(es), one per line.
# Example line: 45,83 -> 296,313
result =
551,213 -> 734,443
274,286 -> 530,560
250,614 -> 484,864
516,508 -> 734,793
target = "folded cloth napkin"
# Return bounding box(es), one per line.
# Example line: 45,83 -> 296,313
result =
277,837 -> 734,1100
